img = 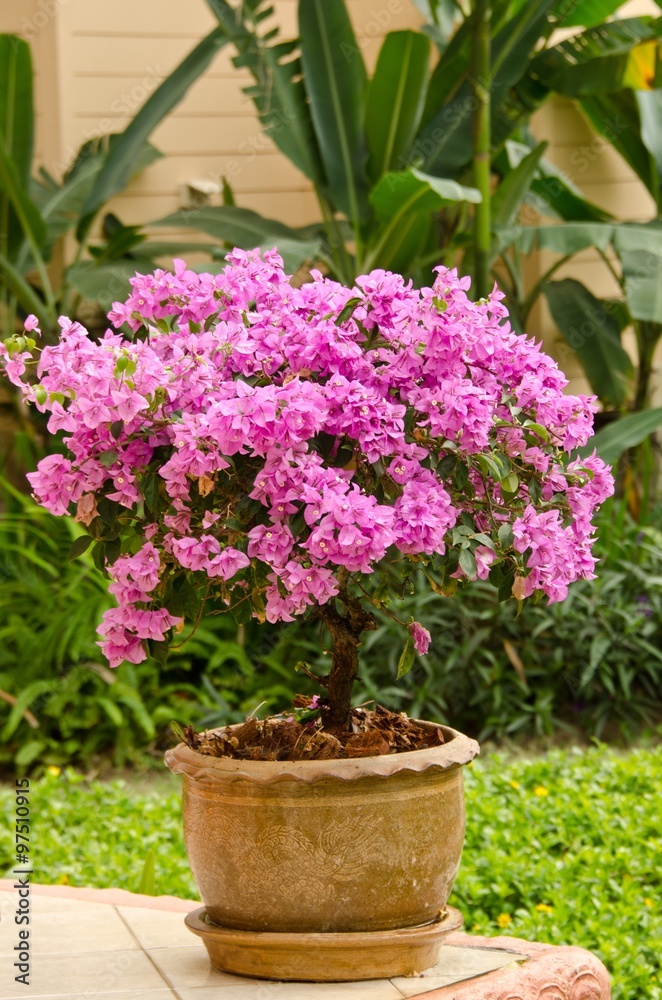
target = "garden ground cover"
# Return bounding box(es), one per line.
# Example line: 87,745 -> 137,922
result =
1,743 -> 659,1000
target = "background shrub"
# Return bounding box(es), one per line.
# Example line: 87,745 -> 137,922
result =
1,491 -> 660,771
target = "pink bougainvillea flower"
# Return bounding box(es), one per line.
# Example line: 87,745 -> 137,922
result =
0,249 -> 613,670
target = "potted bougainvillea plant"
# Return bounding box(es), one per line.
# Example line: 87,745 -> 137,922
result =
1,249 -> 612,981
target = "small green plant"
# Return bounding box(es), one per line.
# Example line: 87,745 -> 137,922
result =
0,484 -> 203,769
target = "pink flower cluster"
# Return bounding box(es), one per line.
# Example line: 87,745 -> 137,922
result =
1,249 -> 613,668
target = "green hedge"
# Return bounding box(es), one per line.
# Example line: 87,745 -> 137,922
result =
0,495 -> 660,770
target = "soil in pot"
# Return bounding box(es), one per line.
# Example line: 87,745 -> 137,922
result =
180,701 -> 448,762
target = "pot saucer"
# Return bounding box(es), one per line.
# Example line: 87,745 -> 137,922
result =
185,904 -> 463,981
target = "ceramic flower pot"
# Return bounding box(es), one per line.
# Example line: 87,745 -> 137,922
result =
165,723 -> 479,981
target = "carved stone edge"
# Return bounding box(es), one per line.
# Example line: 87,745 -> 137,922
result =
407,935 -> 610,1000
164,724 -> 480,785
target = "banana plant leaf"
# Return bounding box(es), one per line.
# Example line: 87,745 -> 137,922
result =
580,407 -> 662,463
492,222 -> 613,258
556,0 -> 627,28
0,148 -> 47,259
543,278 -> 634,407
418,0 -> 558,177
206,0 -> 325,188
531,17 -> 662,96
0,36 -> 33,188
153,205 -> 312,247
0,36 -> 35,260
299,0 -> 370,225
492,142 -> 547,227
77,27 -> 227,241
152,205 -> 321,273
365,169 -> 480,273
66,258 -> 155,309
366,31 -> 430,182
579,90 -> 655,196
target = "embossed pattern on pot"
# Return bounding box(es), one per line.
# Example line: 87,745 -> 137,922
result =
166,725 -> 479,935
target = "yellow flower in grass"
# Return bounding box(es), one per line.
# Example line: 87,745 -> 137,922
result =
46,766 -> 61,776
536,903 -> 554,913
497,913 -> 512,929
509,780 -> 520,789
534,785 -> 549,797
644,898 -> 653,908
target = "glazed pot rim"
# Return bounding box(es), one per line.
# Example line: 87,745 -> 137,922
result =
164,722 -> 479,784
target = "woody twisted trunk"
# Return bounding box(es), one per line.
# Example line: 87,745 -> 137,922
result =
315,590 -> 377,733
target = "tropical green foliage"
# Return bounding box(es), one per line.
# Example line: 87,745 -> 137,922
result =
2,745 -> 659,1000
150,0 -> 662,291
1,485 -> 659,770
0,30 -> 228,338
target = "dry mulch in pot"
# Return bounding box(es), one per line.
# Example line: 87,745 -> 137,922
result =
181,701 -> 445,762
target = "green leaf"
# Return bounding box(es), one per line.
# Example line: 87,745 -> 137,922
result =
206,0 -> 325,186
531,17 -> 662,97
371,168 -> 481,218
152,205 -> 319,272
579,90 -> 654,196
97,697 -> 124,727
77,27 -> 227,239
366,31 -> 430,182
459,548 -> 477,579
0,249 -> 54,326
0,36 -> 33,187
299,0 -> 370,225
14,739 -> 46,767
498,523 -> 514,549
231,597 -> 253,626
366,168 -> 480,271
68,535 -> 94,562
173,576 -> 202,621
137,849 -> 157,896
336,296 -> 363,325
438,454 -> 457,479
582,408 -> 662,464
142,474 -> 161,514
543,279 -> 633,408
493,222 -> 612,259
0,144 -> 46,253
555,0 -> 626,28
529,155 -> 612,223
418,0 -> 558,176
492,141 -> 547,227
396,635 -> 416,679
636,91 -> 662,203
455,461 -> 469,489
1,680 -> 53,741
65,259 -> 146,309
28,141 -> 160,265
500,473 -> 519,495
620,254 -> 662,325
612,221 -> 662,255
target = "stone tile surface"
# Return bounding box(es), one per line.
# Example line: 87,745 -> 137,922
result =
0,885 -> 542,1000
118,904 -> 196,949
8,994 -> 176,1000
176,984 -> 405,1000
0,949 -> 167,999
147,945 -> 260,989
391,943 -> 527,996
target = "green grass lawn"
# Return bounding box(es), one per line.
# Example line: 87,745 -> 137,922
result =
1,744 -> 660,1000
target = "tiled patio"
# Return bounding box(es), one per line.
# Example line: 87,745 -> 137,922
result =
0,882 -> 609,999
